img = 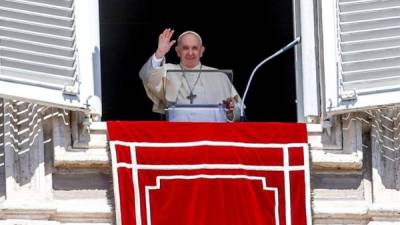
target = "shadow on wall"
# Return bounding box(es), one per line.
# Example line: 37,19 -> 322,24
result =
371,108 -> 400,190
0,100 -> 54,194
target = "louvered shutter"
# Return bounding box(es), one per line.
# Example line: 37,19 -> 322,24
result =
324,0 -> 400,114
0,0 -> 101,114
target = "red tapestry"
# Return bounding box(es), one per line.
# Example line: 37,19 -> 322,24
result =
107,121 -> 311,225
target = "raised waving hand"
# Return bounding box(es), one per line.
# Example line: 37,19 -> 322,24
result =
155,28 -> 176,59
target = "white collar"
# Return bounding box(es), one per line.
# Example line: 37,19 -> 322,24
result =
180,63 -> 202,70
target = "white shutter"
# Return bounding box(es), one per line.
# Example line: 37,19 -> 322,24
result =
0,0 -> 101,114
324,0 -> 400,114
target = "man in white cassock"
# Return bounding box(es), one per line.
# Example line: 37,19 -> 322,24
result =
139,28 -> 241,121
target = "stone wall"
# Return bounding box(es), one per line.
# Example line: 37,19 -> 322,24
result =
1,99 -> 400,224
311,111 -> 400,225
0,99 -> 112,225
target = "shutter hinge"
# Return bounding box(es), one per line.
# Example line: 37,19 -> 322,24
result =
63,83 -> 79,96
340,90 -> 357,101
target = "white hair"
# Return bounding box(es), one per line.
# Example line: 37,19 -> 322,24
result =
177,31 -> 203,46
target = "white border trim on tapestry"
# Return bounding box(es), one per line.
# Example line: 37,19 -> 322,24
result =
110,142 -> 122,225
145,175 -> 280,225
110,140 -> 311,225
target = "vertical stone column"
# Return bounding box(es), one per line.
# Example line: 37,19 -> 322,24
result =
370,108 -> 400,202
2,100 -> 52,203
0,99 -> 5,200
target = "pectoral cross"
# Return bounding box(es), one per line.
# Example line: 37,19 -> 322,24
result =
187,92 -> 197,104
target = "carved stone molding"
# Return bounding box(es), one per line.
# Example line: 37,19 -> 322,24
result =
1,99 -> 52,202
370,107 -> 400,204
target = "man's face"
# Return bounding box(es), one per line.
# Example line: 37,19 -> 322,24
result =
176,34 -> 205,69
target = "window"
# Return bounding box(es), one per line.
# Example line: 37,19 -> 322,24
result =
321,0 -> 400,115
0,0 -> 101,116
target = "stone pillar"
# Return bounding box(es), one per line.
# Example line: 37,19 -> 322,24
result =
0,99 -> 5,200
2,100 -> 53,204
370,108 -> 400,202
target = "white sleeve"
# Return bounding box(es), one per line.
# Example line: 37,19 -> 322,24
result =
151,54 -> 164,69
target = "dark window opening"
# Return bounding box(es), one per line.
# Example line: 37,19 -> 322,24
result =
100,0 -> 296,122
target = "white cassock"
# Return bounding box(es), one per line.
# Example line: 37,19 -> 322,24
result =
139,56 -> 241,121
